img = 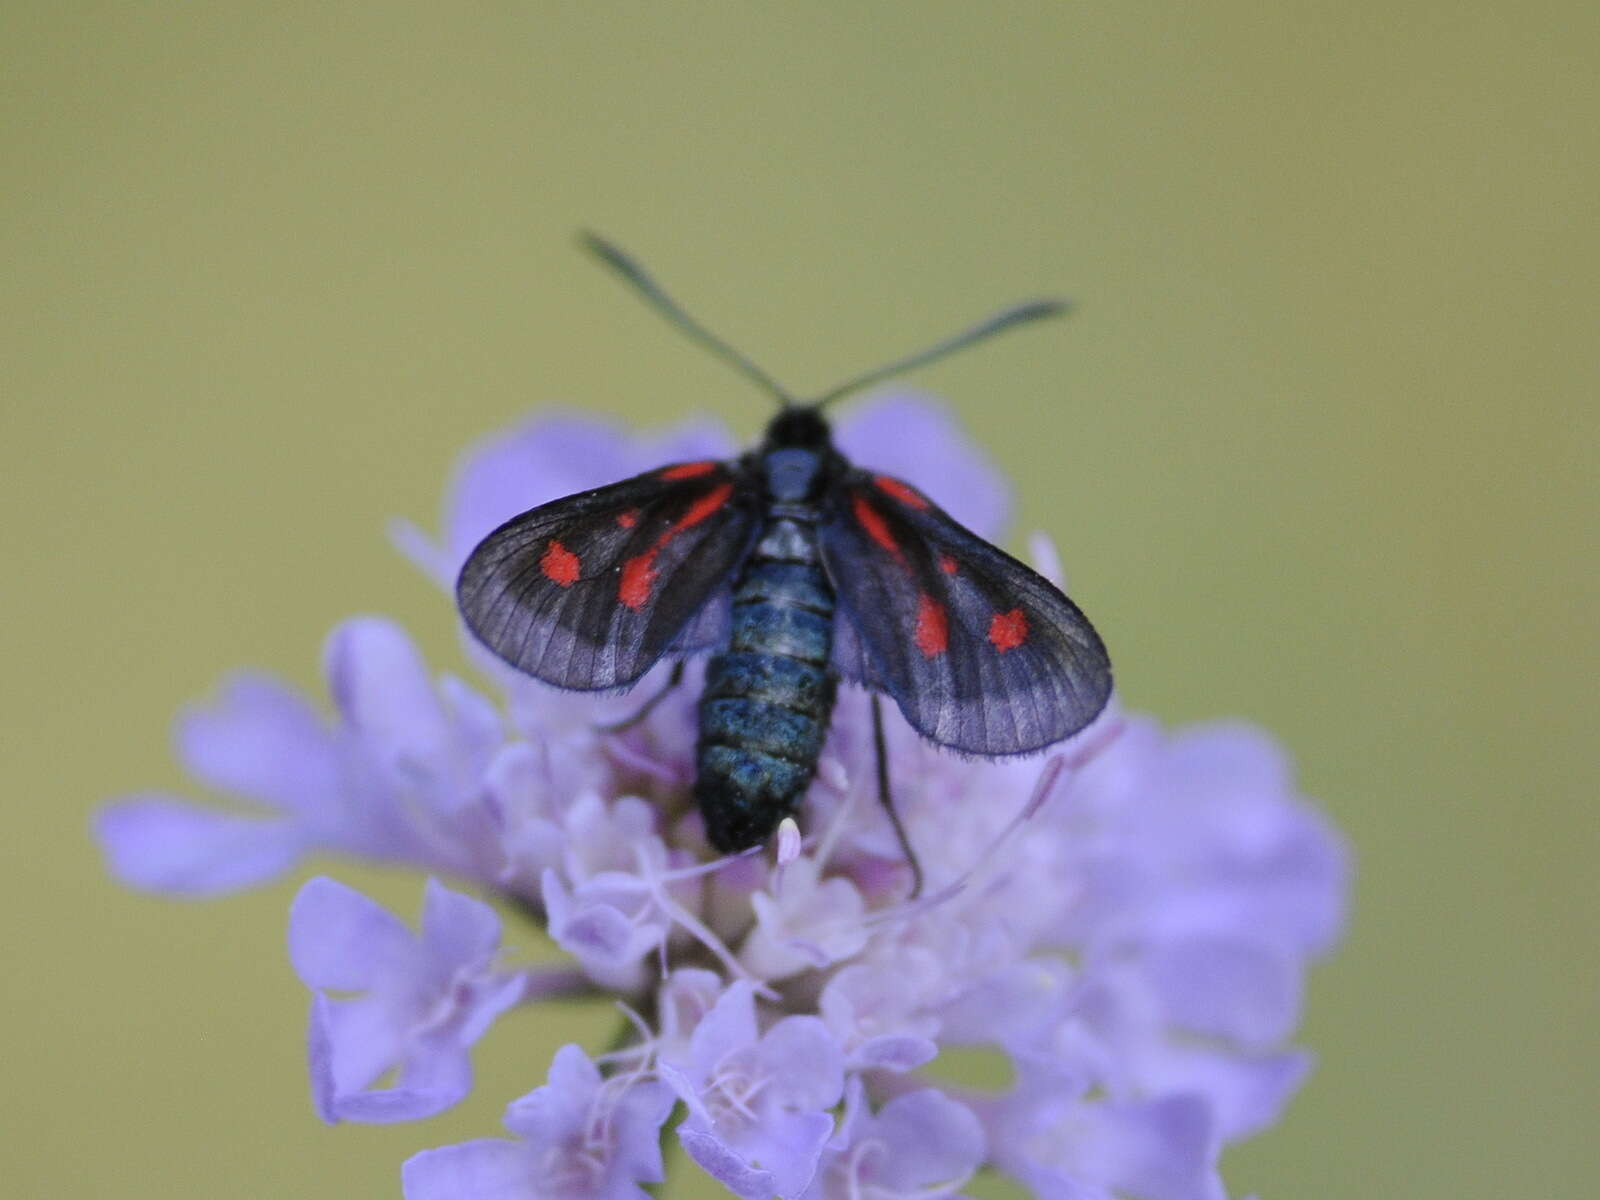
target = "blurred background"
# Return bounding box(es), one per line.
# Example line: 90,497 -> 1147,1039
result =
4,3 -> 1595,1196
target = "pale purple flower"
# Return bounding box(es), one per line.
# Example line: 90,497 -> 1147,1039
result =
541,863 -> 670,994
802,1077 -> 986,1199
96,393 -> 1350,1199
96,618 -> 512,894
739,855 -> 871,980
290,875 -> 544,1123
660,980 -> 846,1198
403,1044 -> 674,1200
981,1061 -> 1227,1200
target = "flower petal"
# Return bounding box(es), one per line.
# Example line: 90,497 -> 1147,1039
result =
388,516 -> 456,588
440,675 -> 505,765
657,967 -> 726,1052
1072,1096 -> 1224,1200
288,876 -> 417,991
308,992 -> 408,1113
742,860 -> 868,980
95,796 -> 304,895
849,1034 -> 938,1073
870,1089 -> 986,1190
555,900 -> 634,962
757,1016 -> 845,1113
1159,722 -> 1293,808
334,1035 -> 473,1123
306,993 -> 339,1123
174,673 -> 339,816
1143,935 -> 1300,1048
685,980 -> 758,1081
1145,1046 -> 1311,1142
403,1139 -> 533,1200
502,1043 -> 596,1143
420,877 -> 502,978
680,1127 -> 777,1200
324,618 -> 451,770
731,1109 -> 834,1200
609,1078 -> 677,1184
456,972 -> 532,1048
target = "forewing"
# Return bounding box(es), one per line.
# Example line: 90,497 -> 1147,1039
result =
456,460 -> 758,689
820,470 -> 1112,755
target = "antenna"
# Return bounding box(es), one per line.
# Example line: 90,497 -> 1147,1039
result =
580,232 -> 797,408
580,233 -> 1070,412
808,298 -> 1070,410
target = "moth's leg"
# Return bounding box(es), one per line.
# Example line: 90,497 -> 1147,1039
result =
596,660 -> 685,734
872,693 -> 924,899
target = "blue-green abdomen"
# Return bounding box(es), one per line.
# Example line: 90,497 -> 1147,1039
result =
695,547 -> 837,851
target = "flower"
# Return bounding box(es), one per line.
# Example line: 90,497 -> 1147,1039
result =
402,1044 -> 674,1200
289,875 -> 567,1124
95,618 -> 515,895
802,1077 -> 987,1199
96,394 -> 1350,1199
661,980 -> 846,1199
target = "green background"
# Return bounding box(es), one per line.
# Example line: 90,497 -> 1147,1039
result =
5,4 -> 1595,1196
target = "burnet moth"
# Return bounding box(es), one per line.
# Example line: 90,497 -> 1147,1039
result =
457,236 -> 1112,892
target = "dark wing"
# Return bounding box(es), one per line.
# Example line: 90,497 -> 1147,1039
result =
457,459 -> 758,690
819,469 -> 1112,755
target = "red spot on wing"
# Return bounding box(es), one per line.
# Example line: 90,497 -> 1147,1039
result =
540,540 -> 580,587
874,475 -> 929,510
988,608 -> 1029,652
939,554 -> 958,575
852,493 -> 903,560
619,551 -> 657,610
914,593 -> 949,657
616,482 -> 735,610
672,483 -> 734,533
616,510 -> 639,529
660,461 -> 717,480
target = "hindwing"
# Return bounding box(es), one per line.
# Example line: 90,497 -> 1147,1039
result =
819,470 -> 1112,755
456,459 -> 759,689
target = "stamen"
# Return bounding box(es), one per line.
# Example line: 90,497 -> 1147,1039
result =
863,724 -> 1125,930
612,999 -> 656,1055
773,817 -> 804,897
631,844 -> 779,1000
844,1141 -> 875,1200
706,1067 -> 771,1123
589,843 -> 764,893
776,817 -> 802,868
811,755 -> 859,872
602,736 -> 681,783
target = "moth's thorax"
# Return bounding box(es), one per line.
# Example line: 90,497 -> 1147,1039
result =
759,447 -> 826,503
756,407 -> 839,504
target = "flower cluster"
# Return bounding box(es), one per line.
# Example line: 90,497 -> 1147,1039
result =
97,396 -> 1348,1199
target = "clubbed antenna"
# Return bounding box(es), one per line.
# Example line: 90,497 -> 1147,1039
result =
580,232 -> 1070,412
580,232 -> 798,407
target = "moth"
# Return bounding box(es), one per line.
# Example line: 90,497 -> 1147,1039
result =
458,236 -> 1112,891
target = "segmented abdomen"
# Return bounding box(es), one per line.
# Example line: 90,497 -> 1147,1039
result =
695,528 -> 837,852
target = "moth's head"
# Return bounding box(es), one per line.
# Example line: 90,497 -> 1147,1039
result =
763,404 -> 831,449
